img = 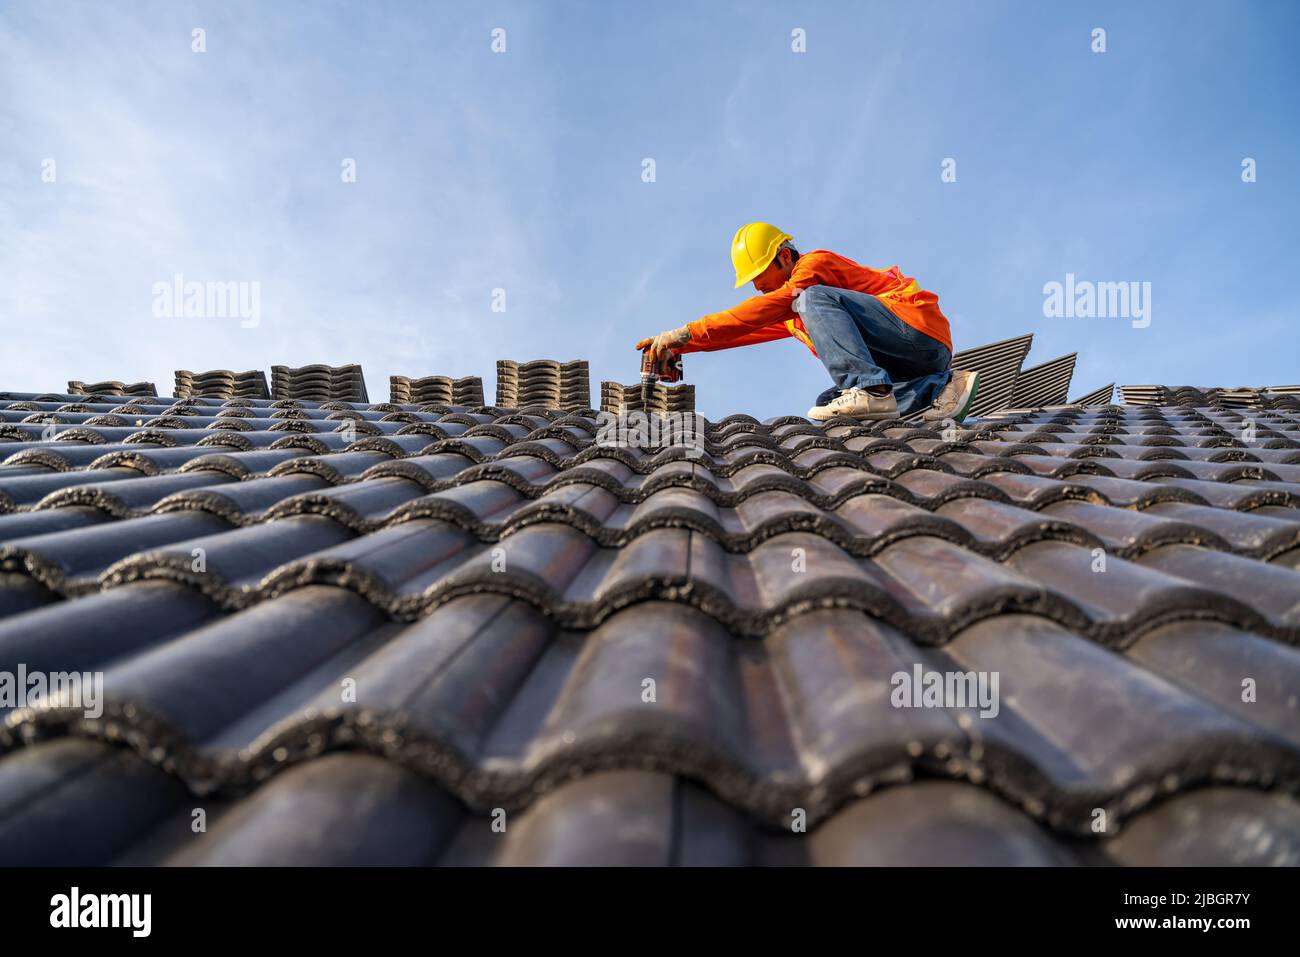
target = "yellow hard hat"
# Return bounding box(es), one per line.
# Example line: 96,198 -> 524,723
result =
731,222 -> 793,288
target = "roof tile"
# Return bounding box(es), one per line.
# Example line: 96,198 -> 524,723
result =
2,383 -> 1299,864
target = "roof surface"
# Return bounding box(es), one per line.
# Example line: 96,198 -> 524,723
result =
1,385 -> 1299,865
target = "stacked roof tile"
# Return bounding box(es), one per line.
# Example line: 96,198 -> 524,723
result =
389,374 -> 485,406
1068,382 -> 1116,407
2,378 -> 1299,866
271,364 -> 369,403
495,360 -> 590,411
67,380 -> 158,398
1009,353 -> 1077,409
174,369 -> 271,400
599,380 -> 697,416
1119,385 -> 1168,406
1121,384 -> 1300,411
949,334 -> 1033,417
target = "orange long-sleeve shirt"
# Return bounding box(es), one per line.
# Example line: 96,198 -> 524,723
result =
683,249 -> 953,356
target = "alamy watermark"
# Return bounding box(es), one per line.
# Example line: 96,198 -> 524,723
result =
50,887 -> 150,937
151,273 -> 260,328
890,663 -> 999,718
1042,272 -> 1150,328
0,665 -> 103,718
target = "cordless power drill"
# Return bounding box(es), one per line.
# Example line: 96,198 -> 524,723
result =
639,347 -> 684,408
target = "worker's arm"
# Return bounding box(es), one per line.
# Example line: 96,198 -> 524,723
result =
684,280 -> 800,350
634,267 -> 807,357
678,322 -> 790,352
633,316 -> 792,359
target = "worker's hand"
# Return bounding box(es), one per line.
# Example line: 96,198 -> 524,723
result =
634,325 -> 691,358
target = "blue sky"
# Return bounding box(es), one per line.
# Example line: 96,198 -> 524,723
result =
2,0 -> 1296,419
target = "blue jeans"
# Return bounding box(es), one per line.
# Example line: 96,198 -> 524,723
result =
793,284 -> 952,417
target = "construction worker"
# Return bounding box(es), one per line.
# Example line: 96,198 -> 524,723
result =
635,222 -> 978,422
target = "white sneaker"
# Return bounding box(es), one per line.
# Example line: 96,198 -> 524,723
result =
922,369 -> 980,423
807,387 -> 898,422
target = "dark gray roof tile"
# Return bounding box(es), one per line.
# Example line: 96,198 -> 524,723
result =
808,780 -> 1072,866
1103,787 -> 1300,865
101,516 -> 356,605
155,473 -> 335,523
1039,499 -> 1230,556
1127,621 -> 1300,749
1148,476 -> 1300,510
80,586 -> 389,748
0,739 -> 188,865
1005,541 -> 1268,642
33,469 -> 240,516
167,753 -> 461,866
947,616 -> 1297,828
1137,545 -> 1300,629
1142,500 -> 1300,557
0,582 -> 219,678
0,572 -> 56,617
1,467 -> 142,513
1,512 -> 231,594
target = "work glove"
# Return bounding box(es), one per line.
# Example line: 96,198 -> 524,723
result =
634,325 -> 691,360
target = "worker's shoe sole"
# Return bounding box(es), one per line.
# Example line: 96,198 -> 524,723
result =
922,370 -> 980,424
